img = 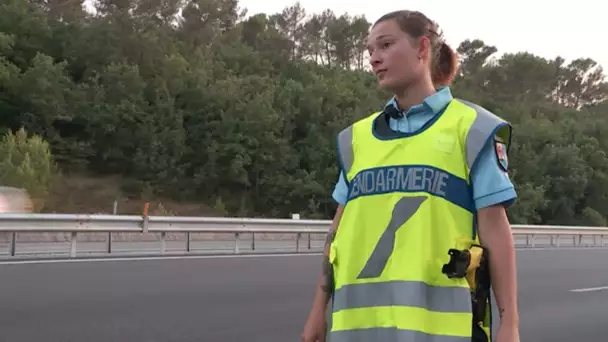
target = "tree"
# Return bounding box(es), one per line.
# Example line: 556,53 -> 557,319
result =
0,0 -> 605,224
0,128 -> 58,211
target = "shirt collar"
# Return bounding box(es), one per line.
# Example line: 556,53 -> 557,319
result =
384,86 -> 453,115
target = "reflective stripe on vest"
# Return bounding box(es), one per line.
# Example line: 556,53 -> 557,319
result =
329,327 -> 471,342
332,280 -> 471,313
329,99 -> 511,341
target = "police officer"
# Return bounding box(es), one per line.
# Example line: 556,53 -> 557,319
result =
301,9 -> 520,342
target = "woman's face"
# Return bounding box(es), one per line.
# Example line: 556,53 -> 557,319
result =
367,19 -> 429,92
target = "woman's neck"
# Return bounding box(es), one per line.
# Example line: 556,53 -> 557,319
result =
394,83 -> 436,111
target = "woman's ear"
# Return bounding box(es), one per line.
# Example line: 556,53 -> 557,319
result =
415,36 -> 432,61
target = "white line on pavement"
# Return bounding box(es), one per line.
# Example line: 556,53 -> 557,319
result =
570,286 -> 608,293
0,252 -> 323,266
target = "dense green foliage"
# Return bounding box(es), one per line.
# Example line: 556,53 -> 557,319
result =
0,0 -> 607,224
0,128 -> 57,210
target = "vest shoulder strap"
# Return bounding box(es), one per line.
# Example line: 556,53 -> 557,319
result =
336,101 -> 512,177
454,99 -> 512,173
337,124 -> 354,176
336,112 -> 380,177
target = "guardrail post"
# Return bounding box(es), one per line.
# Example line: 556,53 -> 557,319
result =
296,233 -> 301,252
550,235 -> 554,246
160,232 -> 166,254
531,235 -> 536,248
234,233 -> 240,254
70,232 -> 77,258
142,203 -> 149,233
556,234 -> 560,247
10,232 -> 16,256
186,232 -> 191,252
107,233 -> 112,254
307,233 -> 311,250
251,233 -> 255,251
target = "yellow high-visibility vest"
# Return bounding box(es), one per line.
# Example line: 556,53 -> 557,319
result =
328,98 -> 511,342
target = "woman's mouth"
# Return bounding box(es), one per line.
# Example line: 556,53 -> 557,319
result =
376,69 -> 387,79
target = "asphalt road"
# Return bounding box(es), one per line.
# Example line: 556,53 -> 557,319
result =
0,249 -> 607,341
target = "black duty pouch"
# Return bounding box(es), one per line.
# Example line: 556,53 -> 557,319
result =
442,245 -> 492,342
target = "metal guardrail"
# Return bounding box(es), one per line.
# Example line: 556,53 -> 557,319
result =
0,213 -> 607,259
0,213 -> 330,233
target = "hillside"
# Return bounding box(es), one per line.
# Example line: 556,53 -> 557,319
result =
1,0 -> 608,224
44,173 -> 220,216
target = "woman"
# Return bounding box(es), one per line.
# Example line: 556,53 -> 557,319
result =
301,9 -> 520,342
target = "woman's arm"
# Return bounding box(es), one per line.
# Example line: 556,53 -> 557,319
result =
477,204 -> 519,326
301,205 -> 345,341
310,205 -> 344,311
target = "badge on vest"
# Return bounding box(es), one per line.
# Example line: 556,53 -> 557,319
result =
494,138 -> 508,172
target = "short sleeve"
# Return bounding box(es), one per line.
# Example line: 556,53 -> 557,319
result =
332,172 -> 349,205
471,137 -> 518,210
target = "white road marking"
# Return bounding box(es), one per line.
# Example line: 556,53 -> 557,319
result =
517,247 -> 608,251
0,252 -> 323,265
570,286 -> 608,293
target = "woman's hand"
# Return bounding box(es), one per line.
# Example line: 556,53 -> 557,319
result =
496,322 -> 520,342
300,308 -> 327,342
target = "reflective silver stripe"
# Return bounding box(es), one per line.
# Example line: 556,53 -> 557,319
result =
328,327 -> 471,342
459,99 -> 510,171
332,280 -> 471,313
357,196 -> 427,279
337,125 -> 354,174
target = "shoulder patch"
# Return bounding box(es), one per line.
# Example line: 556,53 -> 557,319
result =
494,137 -> 508,172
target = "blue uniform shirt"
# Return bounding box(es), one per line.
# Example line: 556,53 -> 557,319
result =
332,87 -> 517,210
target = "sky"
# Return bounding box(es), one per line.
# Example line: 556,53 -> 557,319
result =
238,0 -> 607,72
